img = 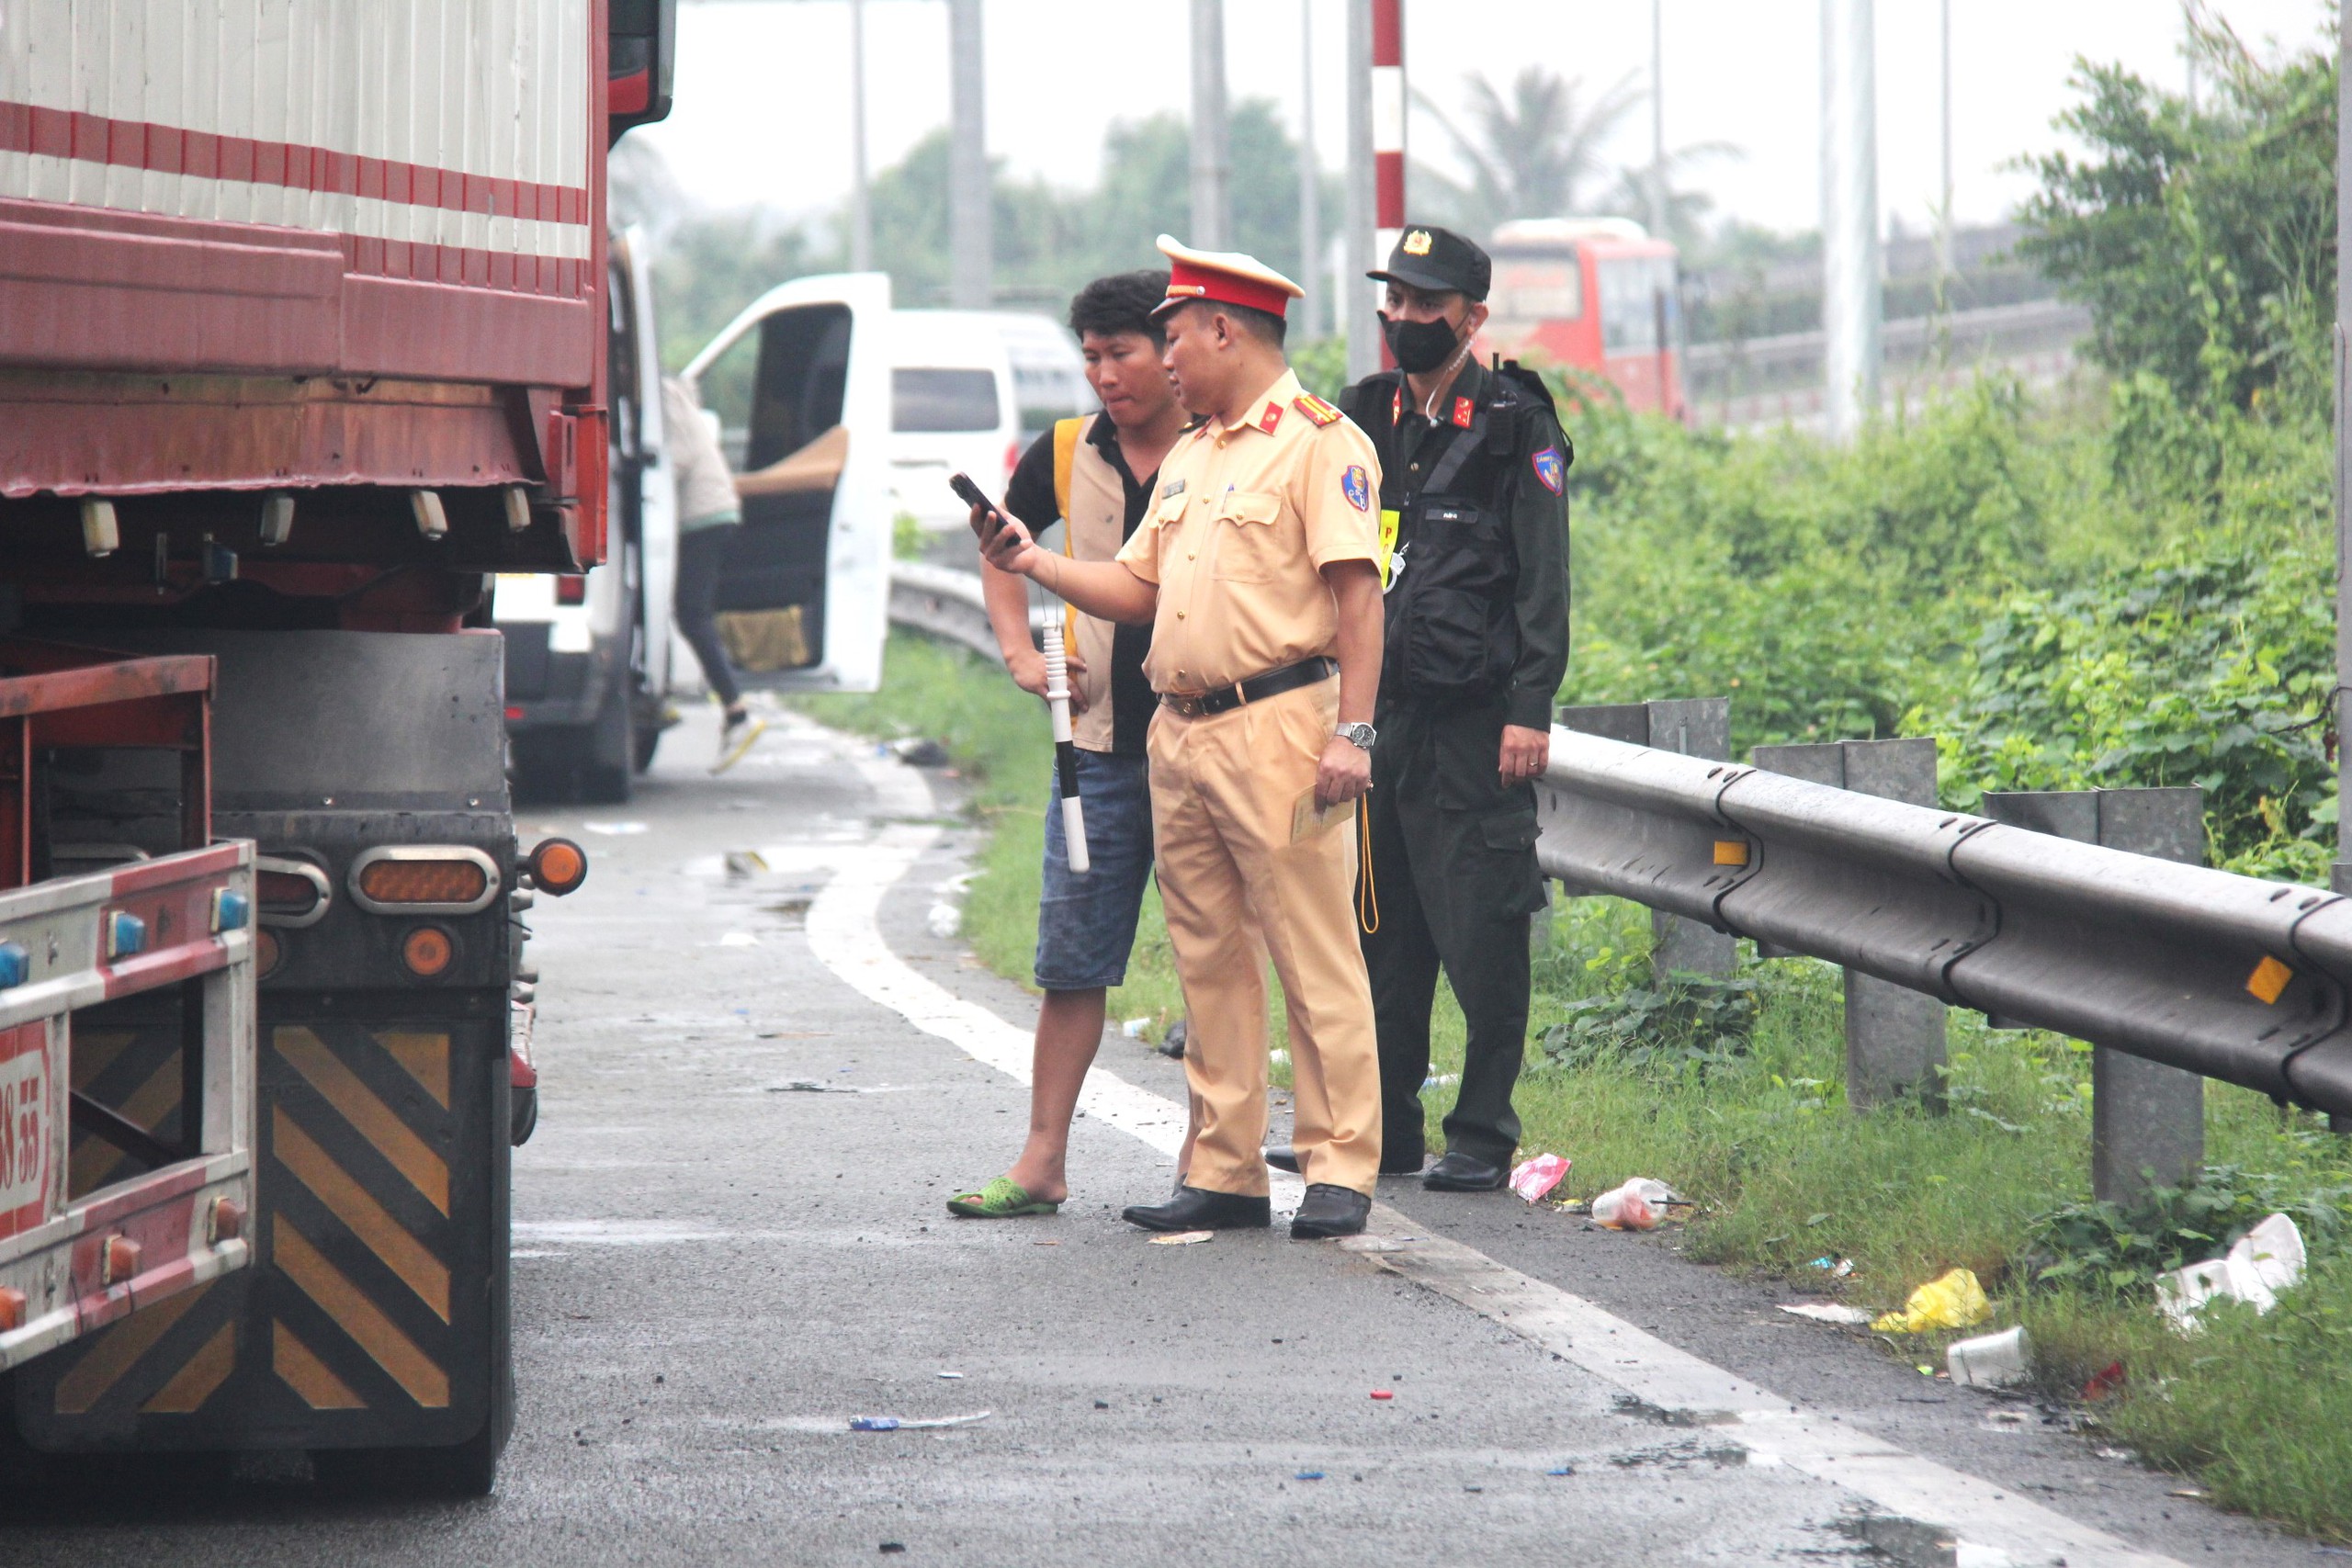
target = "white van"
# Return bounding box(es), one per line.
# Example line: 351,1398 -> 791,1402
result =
884,310 -> 1091,531
678,272 -> 900,697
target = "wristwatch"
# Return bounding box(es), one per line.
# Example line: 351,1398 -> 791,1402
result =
1336,722 -> 1377,751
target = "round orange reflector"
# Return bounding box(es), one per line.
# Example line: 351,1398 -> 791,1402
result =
254,928 -> 283,978
401,927 -> 454,976
0,1285 -> 23,1332
529,838 -> 588,896
358,858 -> 490,906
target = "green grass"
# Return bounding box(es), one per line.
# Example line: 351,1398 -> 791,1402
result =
804,630 -> 2352,1541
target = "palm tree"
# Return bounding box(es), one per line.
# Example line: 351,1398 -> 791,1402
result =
1411,67 -> 1643,236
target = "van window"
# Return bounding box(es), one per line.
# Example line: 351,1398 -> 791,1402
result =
893,368 -> 1001,433
1012,359 -> 1090,442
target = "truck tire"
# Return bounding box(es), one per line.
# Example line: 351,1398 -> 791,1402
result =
580,686 -> 635,804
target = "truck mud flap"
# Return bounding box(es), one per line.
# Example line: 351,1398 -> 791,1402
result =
14,1005 -> 508,1453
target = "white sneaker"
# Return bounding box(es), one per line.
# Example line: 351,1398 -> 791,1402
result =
712,711 -> 768,774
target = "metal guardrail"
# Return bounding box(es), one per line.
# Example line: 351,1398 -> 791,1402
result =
886,567 -> 2347,1130
1536,727 -> 2352,1121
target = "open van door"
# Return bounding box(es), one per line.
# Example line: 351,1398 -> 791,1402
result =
680,273 -> 893,694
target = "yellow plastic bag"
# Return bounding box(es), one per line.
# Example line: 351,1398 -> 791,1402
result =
1871,1268 -> 1990,1334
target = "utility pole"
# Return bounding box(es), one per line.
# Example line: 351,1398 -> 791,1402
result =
1344,0 -> 1377,380
1818,0 -> 1881,440
947,0 -> 989,309
1649,0 -> 1666,237
1935,0 -> 1951,291
2333,0 -> 2351,903
1298,0 -> 1320,337
1191,0 -> 1232,250
848,0 -> 872,273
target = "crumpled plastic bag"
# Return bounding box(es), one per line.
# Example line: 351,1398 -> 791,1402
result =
1871,1267 -> 1990,1333
1590,1177 -> 1684,1231
1509,1154 -> 1571,1203
2155,1212 -> 2305,1331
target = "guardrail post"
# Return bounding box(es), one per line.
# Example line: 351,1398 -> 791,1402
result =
1557,698 -> 1736,981
1752,738 -> 1948,1110
1982,786 -> 2207,1205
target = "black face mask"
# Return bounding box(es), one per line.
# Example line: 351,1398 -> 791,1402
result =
1382,313 -> 1463,375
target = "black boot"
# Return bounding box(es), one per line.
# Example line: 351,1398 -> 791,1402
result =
1121,1186 -> 1272,1232
1289,1183 -> 1372,1239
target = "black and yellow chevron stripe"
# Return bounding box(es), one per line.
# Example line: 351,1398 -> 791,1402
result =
15,1008 -> 502,1451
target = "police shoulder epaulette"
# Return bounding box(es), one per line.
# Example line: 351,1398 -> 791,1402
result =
1294,392 -> 1344,427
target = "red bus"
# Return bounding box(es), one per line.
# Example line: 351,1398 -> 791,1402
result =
1479,220 -> 1684,419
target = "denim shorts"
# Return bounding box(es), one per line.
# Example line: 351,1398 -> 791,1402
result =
1035,749 -> 1154,991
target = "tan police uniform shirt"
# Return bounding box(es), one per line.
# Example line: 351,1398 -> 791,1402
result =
1115,368 -> 1383,694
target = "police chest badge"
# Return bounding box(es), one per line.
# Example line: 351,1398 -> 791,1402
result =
1341,465 -> 1372,512
1531,446 -> 1566,495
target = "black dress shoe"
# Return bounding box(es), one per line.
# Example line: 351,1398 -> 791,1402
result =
1422,1151 -> 1510,1191
1289,1183 -> 1372,1239
1121,1185 -> 1272,1232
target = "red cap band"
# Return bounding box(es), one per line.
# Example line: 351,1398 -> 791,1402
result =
1161,256 -> 1292,320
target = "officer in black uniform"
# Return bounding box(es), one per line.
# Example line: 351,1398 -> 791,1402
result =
1269,224 -> 1571,1190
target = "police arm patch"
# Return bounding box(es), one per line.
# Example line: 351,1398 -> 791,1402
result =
1532,446 -> 1566,494
1294,392 -> 1343,426
1341,464 -> 1372,512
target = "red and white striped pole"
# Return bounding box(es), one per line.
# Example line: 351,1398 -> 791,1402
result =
1371,0 -> 1405,367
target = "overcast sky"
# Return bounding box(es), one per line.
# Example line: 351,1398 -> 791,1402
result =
644,0 -> 2334,239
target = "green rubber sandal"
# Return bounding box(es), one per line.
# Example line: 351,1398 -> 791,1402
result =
946,1176 -> 1059,1218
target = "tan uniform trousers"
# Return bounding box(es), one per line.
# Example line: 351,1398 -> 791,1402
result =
1148,676 -> 1384,1196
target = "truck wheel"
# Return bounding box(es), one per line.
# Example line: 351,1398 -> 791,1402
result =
510,1084 -> 539,1145
632,723 -> 661,773
580,687 -> 634,804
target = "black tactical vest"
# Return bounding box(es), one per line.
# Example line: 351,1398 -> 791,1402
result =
1348,365 -> 1562,702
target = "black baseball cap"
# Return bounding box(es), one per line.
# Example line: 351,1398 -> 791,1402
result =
1367,225 -> 1491,301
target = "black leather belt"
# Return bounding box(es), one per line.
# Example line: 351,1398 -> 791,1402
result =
1159,657 -> 1338,718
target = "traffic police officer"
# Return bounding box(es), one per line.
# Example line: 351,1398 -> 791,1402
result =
979,235 -> 1389,1240
1270,224 -> 1571,1192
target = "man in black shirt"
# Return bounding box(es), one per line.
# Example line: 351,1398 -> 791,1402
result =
947,272 -> 1196,1218
1268,225 -> 1571,1191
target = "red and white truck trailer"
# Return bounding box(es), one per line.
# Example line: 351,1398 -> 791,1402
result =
0,0 -> 670,1493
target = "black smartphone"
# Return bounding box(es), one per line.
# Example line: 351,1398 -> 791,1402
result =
947,470 -> 1003,522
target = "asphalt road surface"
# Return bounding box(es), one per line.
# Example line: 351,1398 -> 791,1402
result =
4,705 -> 2340,1566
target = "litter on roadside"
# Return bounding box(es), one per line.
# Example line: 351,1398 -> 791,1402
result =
936,1371 -> 965,1380
1590,1177 -> 1685,1231
1946,1325 -> 2030,1389
2154,1212 -> 2305,1331
1779,1302 -> 1873,1326
1509,1153 -> 1572,1203
2082,1359 -> 2127,1402
847,1411 -> 992,1432
1809,1257 -> 1856,1277
582,820 -> 649,835
1871,1268 -> 1990,1333
1120,1017 -> 1152,1039
1337,1235 -> 1421,1253
1295,1470 -> 1325,1481
1148,1230 -> 1215,1247
1370,1389 -> 1394,1400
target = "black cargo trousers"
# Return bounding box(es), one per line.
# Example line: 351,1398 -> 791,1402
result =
1359,697 -> 1550,1168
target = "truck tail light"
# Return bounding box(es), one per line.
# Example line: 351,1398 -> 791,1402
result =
209,1197 -> 245,1245
255,857 -> 333,926
254,928 -> 284,977
526,839 -> 588,896
0,1286 -> 23,1332
402,927 -> 454,976
556,574 -> 587,604
348,848 -> 499,914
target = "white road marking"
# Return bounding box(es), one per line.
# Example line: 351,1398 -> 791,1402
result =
797,722 -> 2189,1568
